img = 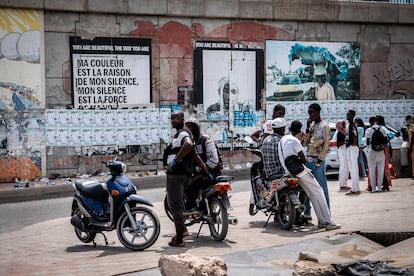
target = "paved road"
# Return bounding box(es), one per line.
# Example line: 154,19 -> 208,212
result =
0,177 -> 413,275
0,180 -> 251,234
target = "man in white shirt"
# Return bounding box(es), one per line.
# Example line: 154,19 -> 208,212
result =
279,120 -> 340,231
315,74 -> 335,101
365,117 -> 388,192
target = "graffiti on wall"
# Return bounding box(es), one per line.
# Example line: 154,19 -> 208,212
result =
365,57 -> 414,99
0,8 -> 44,178
388,58 -> 413,81
362,45 -> 414,99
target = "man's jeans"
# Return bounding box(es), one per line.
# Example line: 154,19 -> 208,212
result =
305,160 -> 330,216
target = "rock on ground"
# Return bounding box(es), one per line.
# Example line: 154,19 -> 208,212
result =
159,253 -> 227,276
292,252 -> 336,276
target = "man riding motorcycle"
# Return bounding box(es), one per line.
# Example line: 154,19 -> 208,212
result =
184,118 -> 222,214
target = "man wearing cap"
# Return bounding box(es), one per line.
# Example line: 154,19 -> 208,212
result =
262,117 -> 286,182
250,104 -> 286,146
303,103 -> 331,220
251,119 -> 273,148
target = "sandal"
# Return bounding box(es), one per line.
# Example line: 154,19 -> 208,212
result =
172,230 -> 189,240
168,237 -> 185,247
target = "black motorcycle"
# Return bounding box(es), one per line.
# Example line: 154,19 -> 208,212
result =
164,175 -> 238,241
70,160 -> 160,251
247,148 -> 307,230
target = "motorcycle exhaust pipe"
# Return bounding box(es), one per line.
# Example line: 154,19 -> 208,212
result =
71,214 -> 87,232
228,216 -> 238,225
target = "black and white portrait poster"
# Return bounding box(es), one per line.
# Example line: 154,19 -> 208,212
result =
202,49 -> 257,117
70,37 -> 151,109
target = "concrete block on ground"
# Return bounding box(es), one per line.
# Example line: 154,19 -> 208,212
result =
159,253 -> 227,276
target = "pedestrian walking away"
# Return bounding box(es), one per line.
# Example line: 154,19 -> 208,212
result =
279,120 -> 340,231
303,103 -> 331,220
365,116 -> 387,193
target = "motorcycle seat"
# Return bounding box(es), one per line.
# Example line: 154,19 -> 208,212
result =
75,179 -> 108,200
267,173 -> 284,181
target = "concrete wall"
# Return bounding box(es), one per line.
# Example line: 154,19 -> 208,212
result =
2,0 -> 414,24
1,0 -> 413,177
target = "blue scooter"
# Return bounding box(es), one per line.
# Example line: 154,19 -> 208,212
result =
70,160 -> 160,251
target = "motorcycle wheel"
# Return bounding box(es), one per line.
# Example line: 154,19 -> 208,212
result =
208,197 -> 229,241
73,208 -> 96,243
275,191 -> 296,230
249,203 -> 258,216
164,194 -> 194,227
116,206 -> 160,251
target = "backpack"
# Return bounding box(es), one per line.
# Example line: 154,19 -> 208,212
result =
199,135 -> 223,173
370,127 -> 387,152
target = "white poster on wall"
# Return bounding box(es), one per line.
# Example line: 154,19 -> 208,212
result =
266,99 -> 414,130
202,49 -> 256,116
45,108 -> 171,146
70,37 -> 151,109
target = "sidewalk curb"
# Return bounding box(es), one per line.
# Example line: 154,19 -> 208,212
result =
0,168 -> 251,204
0,184 -> 74,204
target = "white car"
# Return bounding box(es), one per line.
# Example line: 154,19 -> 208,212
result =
273,74 -> 304,101
325,123 -> 341,174
325,123 -> 402,175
